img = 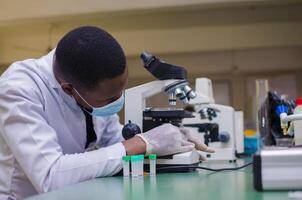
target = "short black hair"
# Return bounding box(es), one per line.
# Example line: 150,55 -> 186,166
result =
55,26 -> 126,90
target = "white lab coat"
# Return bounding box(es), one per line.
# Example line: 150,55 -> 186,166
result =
0,50 -> 126,200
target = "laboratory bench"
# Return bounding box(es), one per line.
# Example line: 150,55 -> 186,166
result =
26,158 -> 289,200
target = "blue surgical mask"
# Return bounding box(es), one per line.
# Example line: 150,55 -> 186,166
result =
73,88 -> 124,117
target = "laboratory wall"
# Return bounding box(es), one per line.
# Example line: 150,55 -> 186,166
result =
0,0 -> 302,130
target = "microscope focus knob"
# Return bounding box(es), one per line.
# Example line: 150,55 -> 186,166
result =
218,132 -> 230,143
122,120 -> 142,140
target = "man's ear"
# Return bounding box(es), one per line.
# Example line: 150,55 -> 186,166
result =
61,83 -> 74,96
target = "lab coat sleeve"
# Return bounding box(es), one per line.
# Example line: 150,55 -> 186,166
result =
99,114 -> 124,147
0,83 -> 126,193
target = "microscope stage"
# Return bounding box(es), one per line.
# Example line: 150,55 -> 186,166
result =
143,108 -> 194,118
144,150 -> 200,165
144,150 -> 200,173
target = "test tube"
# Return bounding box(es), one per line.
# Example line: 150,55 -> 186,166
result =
122,156 -> 130,177
131,155 -> 139,179
149,154 -> 157,176
255,79 -> 269,149
137,155 -> 144,178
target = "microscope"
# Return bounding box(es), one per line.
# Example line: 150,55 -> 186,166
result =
182,78 -> 244,161
123,52 -> 200,171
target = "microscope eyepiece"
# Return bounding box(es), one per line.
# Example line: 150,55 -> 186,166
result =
140,52 -> 155,67
140,52 -> 187,80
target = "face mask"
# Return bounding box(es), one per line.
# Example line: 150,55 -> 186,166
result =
73,88 -> 125,117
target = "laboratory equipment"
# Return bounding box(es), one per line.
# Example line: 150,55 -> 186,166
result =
279,109 -> 302,146
124,52 -> 200,170
137,155 -> 144,178
131,155 -> 139,179
149,154 -> 157,176
122,120 -> 141,140
278,97 -> 302,146
253,148 -> 302,191
122,156 -> 130,177
182,78 -> 245,161
257,88 -> 296,147
256,79 -> 270,148
294,98 -> 302,145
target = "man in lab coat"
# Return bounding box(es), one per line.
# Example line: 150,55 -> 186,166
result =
0,26 -> 213,200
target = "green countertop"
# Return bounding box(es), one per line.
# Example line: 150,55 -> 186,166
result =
27,158 -> 289,200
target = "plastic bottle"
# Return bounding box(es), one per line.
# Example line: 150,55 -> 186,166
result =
131,156 -> 138,179
149,154 -> 157,176
137,155 -> 144,178
122,156 -> 130,177
294,98 -> 302,145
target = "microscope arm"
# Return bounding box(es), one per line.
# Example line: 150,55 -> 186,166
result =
125,80 -> 179,129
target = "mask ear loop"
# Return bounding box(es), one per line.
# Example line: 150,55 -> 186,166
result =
60,83 -> 94,113
72,87 -> 94,108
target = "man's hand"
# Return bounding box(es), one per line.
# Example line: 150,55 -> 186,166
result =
123,124 -> 191,156
136,124 -> 195,156
121,136 -> 146,155
121,124 -> 214,158
180,127 -> 215,161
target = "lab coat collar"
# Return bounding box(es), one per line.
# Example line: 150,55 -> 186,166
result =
38,49 -> 80,111
39,48 -> 60,89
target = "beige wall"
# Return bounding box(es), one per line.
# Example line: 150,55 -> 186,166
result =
0,1 -> 302,128
1,2 -> 302,64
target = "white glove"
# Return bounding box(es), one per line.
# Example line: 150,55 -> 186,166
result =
136,124 -> 195,156
180,127 -> 215,161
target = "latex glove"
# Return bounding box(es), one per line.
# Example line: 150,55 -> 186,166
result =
180,127 -> 215,161
136,124 -> 195,156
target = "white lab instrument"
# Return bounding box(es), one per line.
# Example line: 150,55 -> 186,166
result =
131,156 -> 139,179
280,98 -> 302,145
183,78 -> 244,161
294,98 -> 302,145
137,155 -> 144,178
149,154 -> 157,176
253,148 -> 302,191
125,79 -> 200,167
122,156 -> 131,177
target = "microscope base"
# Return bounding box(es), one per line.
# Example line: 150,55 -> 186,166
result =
199,147 -> 237,161
144,150 -> 201,172
155,163 -> 199,173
